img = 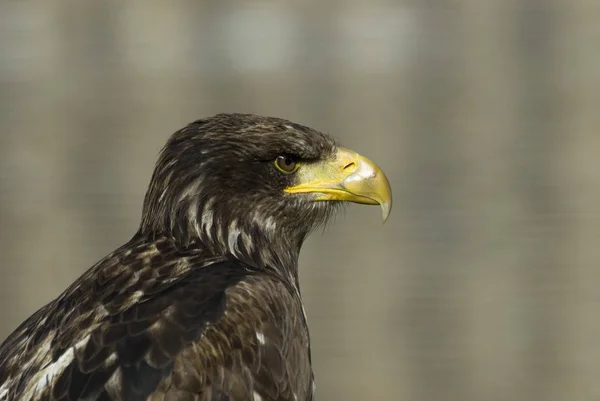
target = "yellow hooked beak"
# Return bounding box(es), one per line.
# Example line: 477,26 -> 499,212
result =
284,148 -> 392,222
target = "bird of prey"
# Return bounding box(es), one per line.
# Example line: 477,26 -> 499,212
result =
0,113 -> 392,401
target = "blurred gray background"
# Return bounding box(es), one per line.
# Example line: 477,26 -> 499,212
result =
1,1 -> 599,401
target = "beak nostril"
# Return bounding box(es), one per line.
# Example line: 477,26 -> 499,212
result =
343,162 -> 356,170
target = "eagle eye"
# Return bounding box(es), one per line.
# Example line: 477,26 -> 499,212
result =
274,155 -> 299,174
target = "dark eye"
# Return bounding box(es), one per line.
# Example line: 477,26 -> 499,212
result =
274,155 -> 299,173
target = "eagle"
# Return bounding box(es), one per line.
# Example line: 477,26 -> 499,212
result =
0,113 -> 392,401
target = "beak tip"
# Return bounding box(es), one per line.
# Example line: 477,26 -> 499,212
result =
381,201 -> 392,223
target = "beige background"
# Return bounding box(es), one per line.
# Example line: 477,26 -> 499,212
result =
1,1 -> 599,401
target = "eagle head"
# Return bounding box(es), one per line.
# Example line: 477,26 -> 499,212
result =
139,113 -> 392,270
